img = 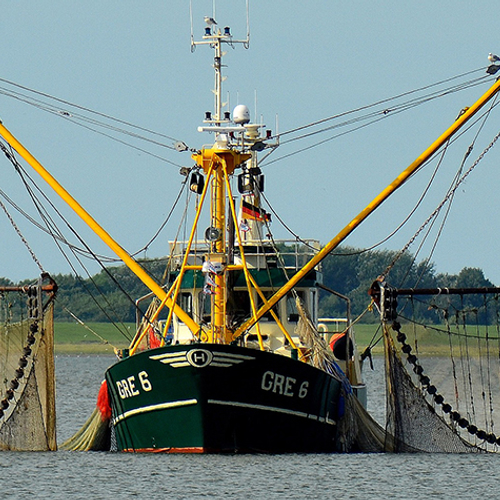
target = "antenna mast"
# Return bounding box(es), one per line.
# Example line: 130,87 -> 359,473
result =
190,1 -> 250,125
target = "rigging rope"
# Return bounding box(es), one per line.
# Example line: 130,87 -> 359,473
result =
134,171 -> 190,257
261,101 -> 500,270
0,69 -> 491,173
0,132 -> 189,261
279,76 -> 485,146
401,94 -> 500,288
0,90 -> 183,168
263,73 -> 491,167
0,141 -> 145,340
274,67 -> 486,139
0,77 -> 186,164
0,77 -> 181,143
382,125 -> 500,279
63,307 -> 121,350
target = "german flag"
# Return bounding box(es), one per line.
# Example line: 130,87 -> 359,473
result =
241,199 -> 271,222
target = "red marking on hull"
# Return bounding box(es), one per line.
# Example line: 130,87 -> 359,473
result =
122,447 -> 206,454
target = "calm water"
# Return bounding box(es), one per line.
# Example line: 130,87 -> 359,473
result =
0,355 -> 499,499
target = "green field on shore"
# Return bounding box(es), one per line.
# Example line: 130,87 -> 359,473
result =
53,322 -> 380,354
54,321 -> 495,355
54,322 -> 135,354
54,322 -> 386,355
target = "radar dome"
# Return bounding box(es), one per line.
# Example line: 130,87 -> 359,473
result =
233,104 -> 251,124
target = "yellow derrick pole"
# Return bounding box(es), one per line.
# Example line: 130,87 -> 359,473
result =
222,159 -> 265,349
212,157 -> 226,342
0,122 -> 202,337
232,76 -> 500,340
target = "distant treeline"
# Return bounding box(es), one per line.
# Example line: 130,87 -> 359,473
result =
1,246 -> 495,324
319,246 -> 496,324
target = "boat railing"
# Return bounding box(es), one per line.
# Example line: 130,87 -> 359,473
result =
317,317 -> 349,341
168,239 -> 322,270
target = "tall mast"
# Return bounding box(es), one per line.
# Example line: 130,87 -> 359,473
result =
214,39 -> 222,123
190,4 -> 250,124
190,7 -> 251,342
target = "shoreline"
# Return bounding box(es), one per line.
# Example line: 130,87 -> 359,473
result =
53,342 -> 474,357
53,322 -> 491,356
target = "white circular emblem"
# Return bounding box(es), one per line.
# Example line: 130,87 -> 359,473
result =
187,349 -> 213,368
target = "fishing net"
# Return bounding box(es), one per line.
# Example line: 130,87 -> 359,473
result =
60,380 -> 112,452
60,407 -> 112,451
0,275 -> 57,451
384,324 -> 478,453
375,283 -> 500,453
295,296 -> 336,370
295,296 -> 392,452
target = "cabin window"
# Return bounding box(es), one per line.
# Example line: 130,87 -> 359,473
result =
198,291 -> 212,325
227,290 -> 251,326
178,292 -> 193,319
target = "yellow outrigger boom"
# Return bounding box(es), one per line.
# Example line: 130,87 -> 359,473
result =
232,76 -> 500,339
0,121 -> 202,338
0,75 -> 499,345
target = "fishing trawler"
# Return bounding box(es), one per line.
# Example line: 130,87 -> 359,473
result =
100,14 -> 368,453
0,8 -> 371,454
2,5 -> 500,454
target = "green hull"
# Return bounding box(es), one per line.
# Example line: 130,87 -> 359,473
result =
105,344 -> 346,453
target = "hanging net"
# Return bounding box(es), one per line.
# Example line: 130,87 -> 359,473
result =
0,274 -> 57,451
295,296 -> 392,452
372,281 -> 500,453
384,323 -> 478,452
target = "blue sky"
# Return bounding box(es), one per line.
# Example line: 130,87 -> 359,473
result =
1,1 -> 500,285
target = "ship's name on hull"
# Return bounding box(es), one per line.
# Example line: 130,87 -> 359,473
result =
116,370 -> 152,399
261,370 -> 309,398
